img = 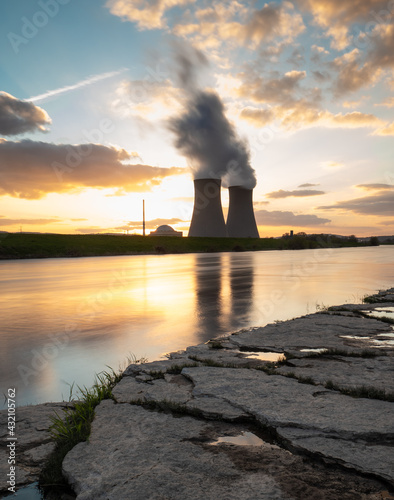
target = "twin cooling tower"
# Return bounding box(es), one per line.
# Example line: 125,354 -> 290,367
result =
188,179 -> 259,238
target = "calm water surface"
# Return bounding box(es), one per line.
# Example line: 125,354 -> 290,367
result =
1,246 -> 393,409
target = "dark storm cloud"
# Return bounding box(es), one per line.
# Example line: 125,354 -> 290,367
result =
0,92 -> 51,136
0,139 -> 184,199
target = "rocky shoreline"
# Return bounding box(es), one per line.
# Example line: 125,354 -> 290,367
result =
2,288 -> 394,499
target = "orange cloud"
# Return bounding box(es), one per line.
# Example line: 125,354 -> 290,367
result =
373,121 -> 394,135
255,209 -> 331,226
105,0 -> 192,30
295,0 -> 392,49
0,139 -> 185,199
266,189 -> 326,198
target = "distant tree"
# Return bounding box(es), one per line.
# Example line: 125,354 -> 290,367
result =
369,236 -> 379,246
348,235 -> 358,244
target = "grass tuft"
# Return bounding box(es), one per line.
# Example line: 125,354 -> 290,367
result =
39,367 -> 123,496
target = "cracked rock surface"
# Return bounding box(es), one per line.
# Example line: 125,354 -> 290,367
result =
2,288 -> 394,498
0,402 -> 73,491
62,288 -> 394,499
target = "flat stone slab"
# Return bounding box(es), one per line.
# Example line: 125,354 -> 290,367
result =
0,402 -> 72,492
227,313 -> 393,354
277,427 -> 394,486
62,400 -> 387,500
182,366 -> 394,485
276,356 -> 394,393
63,400 -> 286,500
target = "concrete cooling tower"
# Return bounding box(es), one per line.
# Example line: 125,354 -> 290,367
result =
226,186 -> 259,238
188,179 -> 228,237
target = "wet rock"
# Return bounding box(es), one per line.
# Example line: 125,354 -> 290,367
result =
181,366 -> 394,486
277,427 -> 394,485
227,314 -> 392,354
276,356 -> 394,393
62,400 -> 286,500
0,402 -> 72,492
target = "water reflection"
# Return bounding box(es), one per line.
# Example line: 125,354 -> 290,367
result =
229,253 -> 254,331
194,254 -> 224,339
1,247 -> 393,408
193,253 -> 255,340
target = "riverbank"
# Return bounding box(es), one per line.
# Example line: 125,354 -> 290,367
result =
1,288 -> 394,499
0,232 -> 389,260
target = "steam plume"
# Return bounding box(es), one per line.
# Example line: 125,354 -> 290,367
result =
169,45 -> 256,189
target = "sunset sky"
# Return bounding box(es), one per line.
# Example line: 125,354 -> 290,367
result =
1,0 -> 393,237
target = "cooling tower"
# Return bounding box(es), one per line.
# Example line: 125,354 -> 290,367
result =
226,186 -> 259,238
188,179 -> 228,237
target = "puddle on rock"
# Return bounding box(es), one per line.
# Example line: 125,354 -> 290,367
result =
300,348 -> 328,354
340,335 -> 371,340
240,351 -> 283,362
210,431 -> 266,447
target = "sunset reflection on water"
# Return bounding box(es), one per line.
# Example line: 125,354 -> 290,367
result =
1,246 -> 393,408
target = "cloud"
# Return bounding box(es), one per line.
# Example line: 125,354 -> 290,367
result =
319,191 -> 394,215
373,121 -> 394,135
75,227 -> 103,234
0,216 -> 60,226
239,107 -> 275,126
120,217 -> 184,230
237,70 -> 308,105
0,92 -> 51,136
295,0 -> 392,50
70,218 -> 89,221
320,160 -> 344,169
171,1 -> 304,51
27,69 -> 128,103
240,100 -> 384,131
0,139 -> 185,199
255,209 -> 331,226
243,1 -> 305,46
356,183 -> 394,190
368,23 -> 394,69
375,96 -> 394,108
330,50 -> 381,96
106,0 -> 192,30
298,183 -> 320,187
265,189 -> 326,198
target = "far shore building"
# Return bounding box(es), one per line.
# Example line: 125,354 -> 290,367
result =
149,225 -> 183,237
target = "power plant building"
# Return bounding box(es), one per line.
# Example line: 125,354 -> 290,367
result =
188,179 -> 228,237
226,186 -> 259,238
150,225 -> 183,237
188,179 -> 259,238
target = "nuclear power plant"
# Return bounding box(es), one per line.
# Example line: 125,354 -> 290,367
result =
226,186 -> 259,238
188,179 -> 228,237
188,179 -> 259,238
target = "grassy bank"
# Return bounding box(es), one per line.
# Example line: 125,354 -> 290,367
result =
0,232 -> 389,260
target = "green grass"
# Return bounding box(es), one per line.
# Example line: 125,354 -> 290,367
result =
0,232 -> 389,260
39,367 -> 123,496
0,233 -> 278,259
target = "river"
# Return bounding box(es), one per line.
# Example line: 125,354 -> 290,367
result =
1,246 -> 393,409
